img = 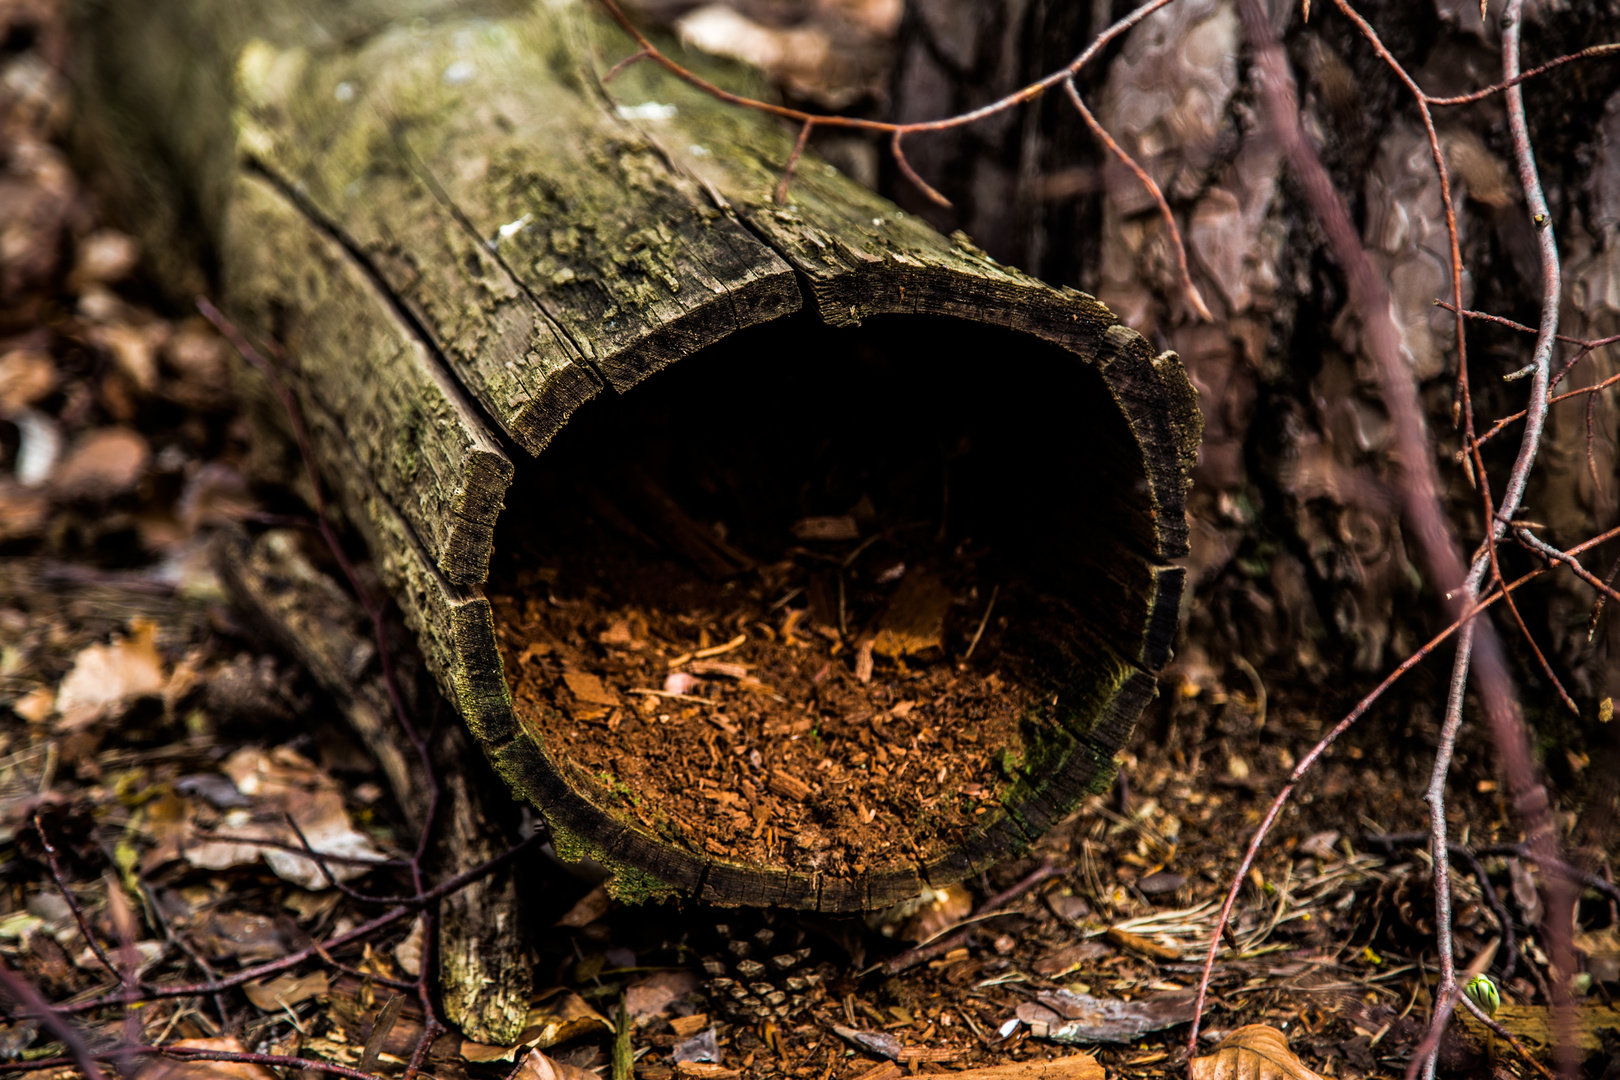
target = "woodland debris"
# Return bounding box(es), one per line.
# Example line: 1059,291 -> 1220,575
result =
514,1048 -> 600,1080
937,1058 -> 1102,1080
53,618 -> 166,731
1188,1026 -> 1323,1080
1022,989 -> 1198,1044
1456,1001 -> 1620,1053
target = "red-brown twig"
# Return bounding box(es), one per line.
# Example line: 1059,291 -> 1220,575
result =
1425,43 -> 1620,107
30,815 -> 120,984
1060,79 -> 1211,321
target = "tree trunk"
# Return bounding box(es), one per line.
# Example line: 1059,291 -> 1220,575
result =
74,0 -> 1200,912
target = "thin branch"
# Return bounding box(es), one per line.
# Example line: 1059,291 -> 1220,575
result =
1424,43 -> 1620,106
31,815 -> 120,984
1061,78 -> 1211,320
775,120 -> 814,205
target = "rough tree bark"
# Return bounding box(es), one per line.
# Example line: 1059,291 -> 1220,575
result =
884,0 -> 1620,752
73,0 -> 1201,921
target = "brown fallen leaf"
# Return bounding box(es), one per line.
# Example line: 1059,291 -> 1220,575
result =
554,884 -> 611,928
0,348 -> 55,416
922,1056 -> 1102,1080
140,1037 -> 277,1080
791,515 -> 859,541
1106,925 -> 1181,961
625,970 -> 699,1018
871,572 -> 952,659
54,618 -> 166,731
871,882 -> 973,943
519,988 -> 612,1050
512,1049 -> 597,1080
243,971 -> 329,1011
185,746 -> 386,889
0,480 -> 49,540
1188,1026 -> 1323,1080
51,425 -> 150,499
563,671 -> 620,707
674,1065 -> 739,1080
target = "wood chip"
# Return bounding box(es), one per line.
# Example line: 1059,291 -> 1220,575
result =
1105,926 -> 1180,961
852,1065 -> 902,1080
668,1014 -> 709,1038
767,771 -> 814,801
563,671 -> 620,706
673,1065 -> 740,1080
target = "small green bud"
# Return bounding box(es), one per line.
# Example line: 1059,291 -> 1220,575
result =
1465,973 -> 1500,1017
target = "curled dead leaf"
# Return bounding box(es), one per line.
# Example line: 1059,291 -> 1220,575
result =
1189,1025 -> 1323,1080
512,1049 -> 598,1080
54,618 -> 166,731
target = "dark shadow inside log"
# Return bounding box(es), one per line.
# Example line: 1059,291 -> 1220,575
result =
486,312 -> 1167,904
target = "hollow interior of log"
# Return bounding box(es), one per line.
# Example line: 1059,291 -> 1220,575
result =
487,313 -> 1146,879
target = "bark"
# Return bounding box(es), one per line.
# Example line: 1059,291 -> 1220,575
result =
882,0 -> 1620,742
73,0 -> 1200,912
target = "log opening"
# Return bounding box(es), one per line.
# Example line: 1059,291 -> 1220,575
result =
487,312 -> 1169,902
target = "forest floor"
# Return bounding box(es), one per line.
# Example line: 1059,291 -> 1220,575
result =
2,3 -> 1618,1080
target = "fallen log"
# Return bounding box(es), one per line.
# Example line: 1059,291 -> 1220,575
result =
75,0 -> 1200,914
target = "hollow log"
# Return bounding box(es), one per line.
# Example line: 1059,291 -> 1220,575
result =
75,0 -> 1201,912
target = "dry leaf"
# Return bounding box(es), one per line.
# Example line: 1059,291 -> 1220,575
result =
0,348 -> 55,417
140,1038 -> 277,1080
871,882 -> 973,943
0,480 -> 49,541
520,988 -> 611,1050
625,970 -> 699,1018
791,515 -> 859,540
674,1066 -> 739,1080
1189,1026 -> 1322,1080
54,618 -> 166,731
871,572 -> 952,658
243,971 -> 329,1011
185,746 -> 386,888
928,1057 -> 1101,1080
554,884 -> 611,928
394,914 -> 425,977
1029,989 -> 1197,1044
512,1049 -> 597,1080
10,685 -> 53,723
51,426 -> 150,499
562,671 -> 620,706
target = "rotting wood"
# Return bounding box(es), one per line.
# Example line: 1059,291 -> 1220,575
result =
75,0 -> 1200,914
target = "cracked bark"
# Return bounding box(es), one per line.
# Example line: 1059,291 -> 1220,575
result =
73,0 -> 1198,943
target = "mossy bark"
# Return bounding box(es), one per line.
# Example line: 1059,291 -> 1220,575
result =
75,0 -> 1200,915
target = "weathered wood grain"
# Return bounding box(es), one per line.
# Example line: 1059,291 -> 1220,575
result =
75,0 -> 1202,918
